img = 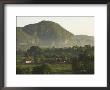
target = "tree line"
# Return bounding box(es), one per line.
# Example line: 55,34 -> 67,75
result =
16,45 -> 94,74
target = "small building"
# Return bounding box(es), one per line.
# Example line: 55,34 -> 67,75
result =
23,56 -> 34,64
25,60 -> 32,64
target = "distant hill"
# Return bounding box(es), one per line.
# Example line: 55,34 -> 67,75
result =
17,20 -> 94,51
75,35 -> 94,46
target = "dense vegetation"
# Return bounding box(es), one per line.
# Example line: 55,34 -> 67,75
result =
16,45 -> 94,74
16,20 -> 94,74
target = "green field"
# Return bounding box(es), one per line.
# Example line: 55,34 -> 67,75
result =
16,64 -> 72,74
16,45 -> 94,74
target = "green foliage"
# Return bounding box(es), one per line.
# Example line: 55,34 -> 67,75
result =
16,65 -> 33,74
27,46 -> 41,56
16,64 -> 52,74
40,63 -> 52,74
16,45 -> 94,74
16,21 -> 94,74
72,59 -> 81,74
16,64 -> 72,74
32,65 -> 43,74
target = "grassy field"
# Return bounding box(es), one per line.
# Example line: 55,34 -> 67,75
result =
16,64 -> 72,74
50,64 -> 72,74
16,45 -> 94,74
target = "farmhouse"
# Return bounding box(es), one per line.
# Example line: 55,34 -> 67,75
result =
23,56 -> 34,64
25,60 -> 32,64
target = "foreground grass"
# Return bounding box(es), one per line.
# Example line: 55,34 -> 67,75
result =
16,64 -> 72,74
16,62 -> 94,74
50,64 -> 72,74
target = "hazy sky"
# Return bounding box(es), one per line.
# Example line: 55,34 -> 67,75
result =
17,16 -> 94,36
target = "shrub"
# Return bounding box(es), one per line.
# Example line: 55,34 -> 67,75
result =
32,63 -> 52,74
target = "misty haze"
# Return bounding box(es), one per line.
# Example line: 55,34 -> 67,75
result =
16,17 -> 94,74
